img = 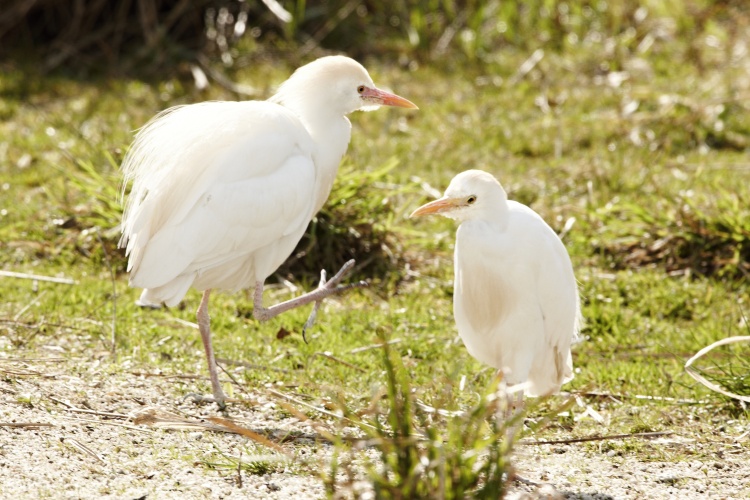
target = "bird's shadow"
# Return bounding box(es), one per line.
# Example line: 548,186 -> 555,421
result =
560,492 -> 616,500
511,480 -> 616,500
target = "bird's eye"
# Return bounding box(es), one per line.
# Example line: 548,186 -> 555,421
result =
357,85 -> 365,94
467,195 -> 477,205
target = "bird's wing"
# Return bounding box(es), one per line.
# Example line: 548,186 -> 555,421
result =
121,100 -> 318,289
508,202 -> 579,387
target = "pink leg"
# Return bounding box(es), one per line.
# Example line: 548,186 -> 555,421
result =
493,369 -> 526,443
196,289 -> 227,408
253,259 -> 366,328
510,391 -> 525,418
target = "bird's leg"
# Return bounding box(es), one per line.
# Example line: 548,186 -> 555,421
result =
189,289 -> 227,409
503,385 -> 525,445
504,389 -> 523,416
494,369 -> 525,443
301,269 -> 328,343
510,390 -> 525,419
253,259 -> 366,325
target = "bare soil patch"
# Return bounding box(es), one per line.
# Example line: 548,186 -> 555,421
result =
1,355 -> 749,499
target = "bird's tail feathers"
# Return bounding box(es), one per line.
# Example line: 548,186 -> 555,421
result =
134,275 -> 193,308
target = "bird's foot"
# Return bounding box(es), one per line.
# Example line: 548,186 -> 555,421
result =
302,260 -> 368,342
183,392 -> 227,411
314,259 -> 369,298
302,268 -> 334,342
253,259 -> 367,327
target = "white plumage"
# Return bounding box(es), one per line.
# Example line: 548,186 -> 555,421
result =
120,56 -> 417,407
122,101 -> 318,306
411,170 -> 580,399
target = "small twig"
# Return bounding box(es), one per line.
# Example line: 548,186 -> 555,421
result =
518,431 -> 673,446
216,357 -> 291,374
685,336 -> 750,403
272,399 -> 339,443
131,409 -> 288,453
509,48 -> 545,85
215,363 -> 260,404
0,357 -> 66,363
60,415 -> 154,434
299,0 -> 360,56
47,395 -> 75,408
62,437 -> 105,464
0,319 -> 100,335
350,338 -> 402,354
0,270 -> 77,285
130,371 -> 205,380
47,396 -> 129,419
311,351 -> 366,373
208,417 -> 291,456
12,291 -> 47,322
260,0 -> 292,23
0,366 -> 42,376
133,409 -> 230,432
0,422 -> 55,428
195,54 -> 258,97
268,388 -> 379,432
431,9 -> 469,57
573,391 -> 709,405
172,317 -> 198,329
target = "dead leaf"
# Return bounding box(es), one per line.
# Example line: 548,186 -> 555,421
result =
276,327 -> 292,340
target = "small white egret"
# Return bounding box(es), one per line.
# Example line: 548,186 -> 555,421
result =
411,170 -> 580,411
120,56 -> 417,407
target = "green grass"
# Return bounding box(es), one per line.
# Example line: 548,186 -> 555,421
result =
318,341 -> 520,498
2,2 -> 750,494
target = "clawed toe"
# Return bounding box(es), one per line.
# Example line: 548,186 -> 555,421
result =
301,263 -> 368,341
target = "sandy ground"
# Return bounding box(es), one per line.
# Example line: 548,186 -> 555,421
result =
1,356 -> 749,499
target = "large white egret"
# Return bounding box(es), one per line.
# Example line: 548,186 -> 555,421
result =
120,56 -> 417,407
411,170 -> 580,409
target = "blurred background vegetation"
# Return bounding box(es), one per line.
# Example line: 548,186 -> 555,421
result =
2,0 -> 749,283
2,0 -> 747,74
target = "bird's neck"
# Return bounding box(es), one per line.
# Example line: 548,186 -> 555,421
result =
272,94 -> 353,210
476,213 -> 510,234
304,112 -> 353,212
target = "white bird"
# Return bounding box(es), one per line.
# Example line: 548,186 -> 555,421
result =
120,56 -> 417,407
411,170 -> 580,411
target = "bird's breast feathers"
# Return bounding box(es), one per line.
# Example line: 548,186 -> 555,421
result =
453,218 -> 546,335
454,223 -> 516,335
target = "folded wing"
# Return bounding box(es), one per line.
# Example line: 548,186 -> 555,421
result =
121,100 -> 317,302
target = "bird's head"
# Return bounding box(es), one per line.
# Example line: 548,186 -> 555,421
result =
410,170 -> 508,222
271,55 -> 417,117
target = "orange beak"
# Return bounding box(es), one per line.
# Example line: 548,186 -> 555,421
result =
362,87 -> 418,109
410,196 -> 461,217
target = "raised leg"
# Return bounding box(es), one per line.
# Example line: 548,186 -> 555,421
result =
195,289 -> 227,409
300,268 -> 328,342
253,259 -> 366,329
